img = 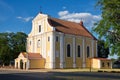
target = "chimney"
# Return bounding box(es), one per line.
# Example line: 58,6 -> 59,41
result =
79,20 -> 83,25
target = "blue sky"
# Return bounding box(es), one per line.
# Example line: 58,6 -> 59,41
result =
0,0 -> 101,34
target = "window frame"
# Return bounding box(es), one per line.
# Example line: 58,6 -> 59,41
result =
30,41 -> 31,46
102,62 -> 104,67
56,36 -> 59,42
67,44 -> 71,57
39,25 -> 41,33
87,46 -> 90,58
77,45 -> 81,57
37,39 -> 40,47
107,62 -> 110,67
48,36 -> 50,42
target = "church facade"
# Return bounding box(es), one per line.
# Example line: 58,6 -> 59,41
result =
26,13 -> 97,69
15,13 -> 101,69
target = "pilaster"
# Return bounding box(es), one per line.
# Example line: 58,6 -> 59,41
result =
60,33 -> 64,68
91,40 -> 94,57
96,41 -> 98,57
50,32 -> 55,68
73,37 -> 76,68
82,37 -> 86,68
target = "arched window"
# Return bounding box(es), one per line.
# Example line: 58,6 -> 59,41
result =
56,36 -> 59,42
102,62 -> 104,67
67,44 -> 71,57
87,46 -> 90,57
77,45 -> 81,57
48,36 -> 50,41
39,25 -> 41,32
37,39 -> 40,47
30,41 -> 31,45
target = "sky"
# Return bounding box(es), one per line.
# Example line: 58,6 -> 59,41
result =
0,0 -> 118,59
0,0 -> 101,34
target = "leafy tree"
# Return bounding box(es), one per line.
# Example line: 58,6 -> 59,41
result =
11,32 -> 27,59
0,33 -> 11,65
0,46 -> 11,65
94,0 -> 120,56
97,40 -> 109,58
0,32 -> 27,65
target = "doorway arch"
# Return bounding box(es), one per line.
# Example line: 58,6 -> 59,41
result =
16,62 -> 18,69
20,59 -> 23,69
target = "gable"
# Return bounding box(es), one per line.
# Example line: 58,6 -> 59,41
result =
28,13 -> 54,37
18,52 -> 26,58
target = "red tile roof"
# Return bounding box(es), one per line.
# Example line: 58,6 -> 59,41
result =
48,17 -> 96,40
22,52 -> 43,59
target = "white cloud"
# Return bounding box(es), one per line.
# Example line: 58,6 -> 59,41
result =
58,10 -> 69,16
16,16 -> 33,22
58,10 -> 101,29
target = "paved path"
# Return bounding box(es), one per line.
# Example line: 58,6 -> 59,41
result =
0,69 -> 120,80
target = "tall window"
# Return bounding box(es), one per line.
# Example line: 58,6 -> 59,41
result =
56,36 -> 59,42
77,45 -> 81,57
37,39 -> 40,47
48,36 -> 50,41
87,46 -> 90,57
39,25 -> 41,32
102,62 -> 104,67
67,44 -> 71,57
30,41 -> 31,45
107,62 -> 110,67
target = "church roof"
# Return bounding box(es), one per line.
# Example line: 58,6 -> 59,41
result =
48,17 -> 96,40
22,52 -> 43,59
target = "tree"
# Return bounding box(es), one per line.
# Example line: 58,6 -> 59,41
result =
0,32 -> 27,65
94,0 -> 120,56
97,40 -> 109,58
11,32 -> 27,59
0,33 -> 12,65
0,46 -> 11,65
